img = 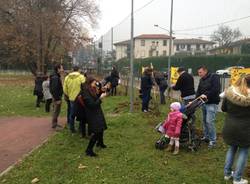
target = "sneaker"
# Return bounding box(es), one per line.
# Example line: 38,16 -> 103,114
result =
233,179 -> 248,184
143,110 -> 148,113
201,137 -> 209,143
85,150 -> 97,157
208,141 -> 216,149
224,171 -> 234,180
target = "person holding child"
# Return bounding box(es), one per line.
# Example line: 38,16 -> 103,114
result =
163,102 -> 183,155
222,74 -> 250,184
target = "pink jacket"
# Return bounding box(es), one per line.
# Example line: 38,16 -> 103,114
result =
163,111 -> 183,138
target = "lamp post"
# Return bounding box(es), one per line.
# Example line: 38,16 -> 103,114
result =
154,0 -> 174,89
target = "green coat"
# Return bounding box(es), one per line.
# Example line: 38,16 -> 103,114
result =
222,86 -> 250,147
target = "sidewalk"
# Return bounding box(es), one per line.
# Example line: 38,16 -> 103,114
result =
0,117 -> 65,174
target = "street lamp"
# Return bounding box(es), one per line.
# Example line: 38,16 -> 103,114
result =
153,0 -> 174,94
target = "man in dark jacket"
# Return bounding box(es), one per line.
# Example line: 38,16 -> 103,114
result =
140,68 -> 153,112
196,66 -> 220,148
172,67 -> 196,137
50,64 -> 64,129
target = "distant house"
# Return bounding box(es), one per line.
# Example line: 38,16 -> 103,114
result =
174,39 -> 215,56
209,38 -> 250,55
114,34 -> 174,61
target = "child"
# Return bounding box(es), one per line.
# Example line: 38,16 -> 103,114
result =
42,76 -> 52,112
163,102 -> 183,155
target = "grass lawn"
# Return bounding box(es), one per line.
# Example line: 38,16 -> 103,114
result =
0,75 -> 249,184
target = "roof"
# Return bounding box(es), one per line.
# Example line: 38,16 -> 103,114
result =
134,34 -> 172,39
114,40 -> 130,46
174,39 -> 215,45
114,34 -> 173,46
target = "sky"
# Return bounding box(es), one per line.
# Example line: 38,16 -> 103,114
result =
92,0 -> 250,51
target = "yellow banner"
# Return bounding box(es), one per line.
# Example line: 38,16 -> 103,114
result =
171,67 -> 180,85
231,68 -> 250,85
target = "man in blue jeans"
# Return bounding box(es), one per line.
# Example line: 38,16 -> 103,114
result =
196,66 -> 220,148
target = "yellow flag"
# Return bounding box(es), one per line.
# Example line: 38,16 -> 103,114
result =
171,67 -> 180,85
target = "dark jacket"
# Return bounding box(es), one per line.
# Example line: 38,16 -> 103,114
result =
141,74 -> 153,92
33,76 -> 44,96
82,86 -> 107,134
196,73 -> 220,104
49,72 -> 63,101
172,72 -> 195,98
110,69 -> 119,87
155,73 -> 168,90
222,86 -> 250,147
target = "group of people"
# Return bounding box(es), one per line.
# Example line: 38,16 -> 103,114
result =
33,64 -> 120,157
141,65 -> 250,184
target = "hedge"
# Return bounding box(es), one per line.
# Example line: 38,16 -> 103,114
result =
116,55 -> 250,75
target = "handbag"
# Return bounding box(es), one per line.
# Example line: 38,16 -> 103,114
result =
155,122 -> 165,134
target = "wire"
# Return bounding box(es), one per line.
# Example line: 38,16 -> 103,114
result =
175,15 -> 250,32
99,0 -> 159,38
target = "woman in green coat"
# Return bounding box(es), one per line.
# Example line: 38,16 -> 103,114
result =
222,74 -> 250,184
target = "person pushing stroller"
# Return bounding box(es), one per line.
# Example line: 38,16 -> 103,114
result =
163,102 -> 183,155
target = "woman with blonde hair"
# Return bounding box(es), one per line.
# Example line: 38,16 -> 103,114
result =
222,74 -> 250,184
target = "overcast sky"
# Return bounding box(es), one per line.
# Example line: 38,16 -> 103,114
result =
93,0 -> 250,50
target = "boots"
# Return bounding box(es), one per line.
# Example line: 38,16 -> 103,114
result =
173,146 -> 179,155
85,149 -> 97,157
96,132 -> 107,148
85,135 -> 98,157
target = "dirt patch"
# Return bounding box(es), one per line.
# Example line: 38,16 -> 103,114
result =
0,76 -> 34,87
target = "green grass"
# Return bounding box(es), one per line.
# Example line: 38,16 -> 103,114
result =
0,75 -> 66,117
0,75 -> 246,184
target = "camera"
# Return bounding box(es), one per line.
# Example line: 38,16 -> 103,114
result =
95,81 -> 111,94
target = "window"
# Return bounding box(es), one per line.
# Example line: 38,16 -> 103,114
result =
203,44 -> 206,49
152,41 -> 155,45
156,51 -> 159,56
163,40 -> 167,46
163,50 -> 167,56
149,50 -> 153,57
180,44 -> 185,49
141,40 -> 145,46
156,41 -> 159,46
187,44 -> 191,51
176,44 -> 180,51
196,44 -> 200,50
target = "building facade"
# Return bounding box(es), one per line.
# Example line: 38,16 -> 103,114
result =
114,34 -> 174,61
174,39 -> 215,56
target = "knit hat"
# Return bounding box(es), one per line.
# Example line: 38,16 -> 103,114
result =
170,102 -> 181,111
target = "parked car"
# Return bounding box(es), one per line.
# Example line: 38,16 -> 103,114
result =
216,66 -> 245,76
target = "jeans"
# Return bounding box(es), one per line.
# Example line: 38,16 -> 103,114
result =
69,101 -> 76,132
142,89 -> 151,111
201,104 -> 218,143
224,145 -> 249,181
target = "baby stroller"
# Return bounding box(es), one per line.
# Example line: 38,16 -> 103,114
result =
155,96 -> 207,152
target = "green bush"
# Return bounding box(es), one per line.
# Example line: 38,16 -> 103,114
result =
117,55 -> 250,75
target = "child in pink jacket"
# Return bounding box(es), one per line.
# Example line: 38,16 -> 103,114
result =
163,102 -> 183,155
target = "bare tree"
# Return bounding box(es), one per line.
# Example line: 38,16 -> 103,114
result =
0,0 -> 100,75
211,25 -> 242,47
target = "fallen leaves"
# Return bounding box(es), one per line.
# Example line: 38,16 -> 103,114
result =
31,178 -> 39,183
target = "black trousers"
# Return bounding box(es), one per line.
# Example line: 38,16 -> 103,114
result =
86,131 -> 104,151
36,95 -> 43,107
45,99 -> 52,112
79,120 -> 91,137
111,87 -> 117,96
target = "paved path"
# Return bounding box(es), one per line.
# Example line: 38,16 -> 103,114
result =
0,117 -> 65,174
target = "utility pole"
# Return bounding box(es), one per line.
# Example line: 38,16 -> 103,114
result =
168,0 -> 174,89
130,0 -> 134,112
111,27 -> 114,62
